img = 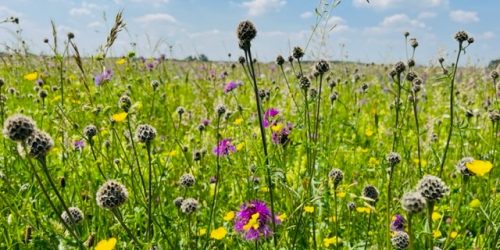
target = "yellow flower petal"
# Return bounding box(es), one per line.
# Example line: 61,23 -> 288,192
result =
356,207 -> 372,214
95,237 -> 117,250
236,142 -> 245,151
198,228 -> 207,236
466,160 -> 493,177
167,150 -> 178,157
469,199 -> 481,209
24,72 -> 38,81
368,157 -> 379,167
450,231 -> 458,239
323,236 -> 341,247
223,211 -> 235,221
304,206 -> 314,213
271,123 -> 283,132
277,213 -> 287,222
433,230 -> 442,238
233,118 -> 243,125
432,212 -> 442,222
116,58 -> 127,65
210,227 -> 227,240
336,191 -> 346,198
112,112 -> 128,123
365,128 -> 374,137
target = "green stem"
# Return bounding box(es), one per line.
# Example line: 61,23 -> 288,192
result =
426,201 -> 435,250
146,142 -> 153,242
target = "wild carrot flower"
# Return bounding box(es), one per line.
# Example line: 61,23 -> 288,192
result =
234,200 -> 280,240
212,138 -> 236,156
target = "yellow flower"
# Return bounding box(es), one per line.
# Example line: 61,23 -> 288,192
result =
466,160 -> 493,177
198,228 -> 207,236
243,213 -> 260,231
323,236 -> 341,247
304,206 -> 314,213
236,142 -> 245,151
271,123 -> 283,132
433,230 -> 442,238
95,237 -> 117,250
356,207 -> 372,214
259,186 -> 269,193
336,191 -> 346,198
167,150 -> 178,157
277,213 -> 287,222
223,211 -> 235,221
111,112 -> 128,123
116,58 -> 127,65
233,118 -> 243,125
329,216 -> 337,222
365,128 -> 374,137
368,157 -> 379,167
469,199 -> 481,209
450,231 -> 458,239
210,227 -> 227,240
24,72 -> 38,81
413,159 -> 428,167
432,212 -> 442,222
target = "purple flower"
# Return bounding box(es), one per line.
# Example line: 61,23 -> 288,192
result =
263,108 -> 279,127
212,138 -> 236,156
234,200 -> 280,240
391,214 -> 406,231
272,122 -> 293,146
94,69 -> 113,86
202,119 -> 211,126
224,81 -> 241,93
73,140 -> 85,151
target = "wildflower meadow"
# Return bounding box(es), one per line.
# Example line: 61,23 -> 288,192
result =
0,1 -> 499,249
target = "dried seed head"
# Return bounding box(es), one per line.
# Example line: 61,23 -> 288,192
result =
236,21 -> 257,49
216,104 -> 226,116
180,198 -> 199,214
393,61 -> 406,74
347,202 -> 356,211
292,47 -> 304,60
176,106 -> 185,116
238,56 -> 246,64
173,197 -> 184,208
404,31 -> 410,37
406,72 -> 417,81
151,80 -> 160,90
96,180 -> 128,209
83,124 -> 98,140
61,207 -> 84,225
118,95 -> 132,112
328,168 -> 344,187
467,37 -> 474,44
491,71 -> 499,81
3,114 -> 36,141
391,231 -> 410,250
315,60 -> 330,74
454,30 -> 469,43
179,173 -> 196,188
401,191 -> 426,214
409,38 -> 418,48
38,90 -> 48,99
386,152 -> 402,165
417,175 -> 449,202
135,124 -> 156,143
488,110 -> 500,123
276,55 -> 285,66
362,185 -> 379,204
25,130 -> 53,159
299,76 -> 311,91
455,157 -> 475,176
407,59 -> 415,67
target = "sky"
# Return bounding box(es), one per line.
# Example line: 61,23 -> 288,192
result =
0,0 -> 499,65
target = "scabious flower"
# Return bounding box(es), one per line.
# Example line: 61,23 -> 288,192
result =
73,139 -> 85,151
224,80 -> 241,93
94,69 -> 113,86
234,200 -> 280,240
271,122 -> 293,146
212,138 -> 236,156
391,214 -> 406,231
263,108 -> 279,127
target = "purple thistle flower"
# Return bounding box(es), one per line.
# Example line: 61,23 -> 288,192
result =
94,69 -> 113,86
391,214 -> 406,231
234,200 -> 280,240
73,140 -> 85,151
146,62 -> 155,71
224,80 -> 241,93
202,119 -> 211,126
212,138 -> 236,156
263,108 -> 279,128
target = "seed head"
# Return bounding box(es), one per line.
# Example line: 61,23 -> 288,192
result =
135,124 -> 156,143
276,55 -> 285,66
174,197 -> 184,208
401,191 -> 426,214
216,104 -> 226,116
393,61 -> 406,74
292,47 -> 304,60
61,207 -> 84,225
299,76 -> 311,91
0,78 -> 4,87
386,152 -> 402,166
407,59 -> 415,67
454,30 -> 469,43
347,202 -> 356,211
179,173 -> 196,188
118,95 -> 132,112
417,175 -> 449,202
96,180 -> 128,209
67,32 -> 75,40
315,60 -> 330,74
237,20 -> 257,48
362,185 -> 379,204
455,157 -> 475,176
25,130 -> 53,159
409,38 -> 418,48
488,110 -> 500,123
238,56 -> 246,64
491,71 -> 499,81
83,124 -> 97,140
391,231 -> 410,250
467,37 -> 474,44
151,80 -> 160,90
180,198 -> 199,214
404,31 -> 410,37
3,114 -> 36,141
328,168 -> 344,187
406,72 -> 417,81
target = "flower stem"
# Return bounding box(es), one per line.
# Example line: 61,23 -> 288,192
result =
146,142 -> 153,242
426,201 -> 434,250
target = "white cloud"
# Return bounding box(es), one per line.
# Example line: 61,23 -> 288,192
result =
417,11 -> 437,20
365,14 -> 425,34
300,11 -> 313,19
188,29 -> 220,38
130,0 -> 169,3
242,0 -> 286,16
0,6 -> 22,17
135,13 -> 177,24
480,31 -> 494,40
327,16 -> 350,33
87,21 -> 103,28
449,10 -> 479,23
353,0 -> 447,9
69,2 -> 99,16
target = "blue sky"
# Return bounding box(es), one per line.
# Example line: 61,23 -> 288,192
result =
0,0 -> 499,65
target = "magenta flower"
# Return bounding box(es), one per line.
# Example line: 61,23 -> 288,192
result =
391,214 -> 406,231
212,138 -> 236,156
224,80 -> 241,93
73,140 -> 85,151
272,123 -> 293,146
234,200 -> 280,240
94,69 -> 113,86
263,108 -> 279,127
